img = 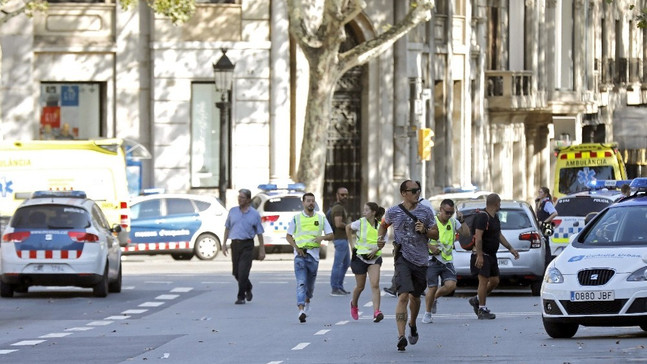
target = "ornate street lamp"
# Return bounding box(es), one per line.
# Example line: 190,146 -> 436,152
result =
213,49 -> 235,205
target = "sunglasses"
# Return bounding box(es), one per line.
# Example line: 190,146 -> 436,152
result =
441,209 -> 455,215
405,188 -> 421,194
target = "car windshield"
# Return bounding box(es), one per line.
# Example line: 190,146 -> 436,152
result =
555,196 -> 614,217
579,206 -> 647,246
558,166 -> 615,195
263,196 -> 320,212
11,205 -> 90,229
461,208 -> 531,230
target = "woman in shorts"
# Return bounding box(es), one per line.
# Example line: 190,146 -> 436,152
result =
345,202 -> 386,322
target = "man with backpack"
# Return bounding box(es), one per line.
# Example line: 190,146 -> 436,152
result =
327,187 -> 351,296
469,193 -> 519,319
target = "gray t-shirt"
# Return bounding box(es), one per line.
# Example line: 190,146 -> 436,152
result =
384,203 -> 436,267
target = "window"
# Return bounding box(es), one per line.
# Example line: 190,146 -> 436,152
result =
39,82 -> 104,140
191,83 -> 226,188
132,199 -> 161,219
166,198 -> 196,215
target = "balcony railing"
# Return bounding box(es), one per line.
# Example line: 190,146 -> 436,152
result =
485,71 -> 545,110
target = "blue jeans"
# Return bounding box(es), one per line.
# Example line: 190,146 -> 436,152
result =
294,254 -> 319,306
330,239 -> 350,290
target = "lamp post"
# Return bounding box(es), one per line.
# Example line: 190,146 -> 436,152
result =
213,49 -> 235,206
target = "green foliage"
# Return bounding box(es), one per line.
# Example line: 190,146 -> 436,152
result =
121,0 -> 195,25
24,0 -> 48,17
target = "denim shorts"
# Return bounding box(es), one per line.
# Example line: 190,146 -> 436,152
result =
426,258 -> 456,287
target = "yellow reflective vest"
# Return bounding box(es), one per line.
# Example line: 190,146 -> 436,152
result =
430,215 -> 455,262
293,213 -> 325,249
354,217 -> 381,257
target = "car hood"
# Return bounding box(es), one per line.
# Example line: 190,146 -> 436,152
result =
553,245 -> 647,274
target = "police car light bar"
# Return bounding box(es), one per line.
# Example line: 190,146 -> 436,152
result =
586,180 -> 632,190
258,183 -> 306,192
32,190 -> 87,199
629,177 -> 647,192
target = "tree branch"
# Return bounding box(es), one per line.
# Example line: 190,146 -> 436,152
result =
287,0 -> 323,53
340,0 -> 365,27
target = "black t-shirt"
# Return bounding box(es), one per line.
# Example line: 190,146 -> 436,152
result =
474,211 -> 500,255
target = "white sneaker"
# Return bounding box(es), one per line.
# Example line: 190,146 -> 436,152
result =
304,301 -> 311,314
298,310 -> 307,323
421,312 -> 433,324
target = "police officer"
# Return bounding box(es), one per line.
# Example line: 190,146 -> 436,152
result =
535,186 -> 558,261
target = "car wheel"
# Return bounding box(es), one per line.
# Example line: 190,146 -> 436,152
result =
319,245 -> 328,259
93,265 -> 109,297
530,281 -> 542,296
640,323 -> 647,332
543,318 -> 578,338
171,253 -> 194,260
0,281 -> 15,298
194,234 -> 220,260
108,263 -> 122,293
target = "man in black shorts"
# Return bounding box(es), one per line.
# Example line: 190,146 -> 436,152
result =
469,193 -> 519,319
377,180 -> 438,352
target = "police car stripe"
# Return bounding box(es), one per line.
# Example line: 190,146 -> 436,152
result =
124,242 -> 191,252
16,250 -> 82,259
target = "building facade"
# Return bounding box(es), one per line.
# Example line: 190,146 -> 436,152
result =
1,0 -> 646,216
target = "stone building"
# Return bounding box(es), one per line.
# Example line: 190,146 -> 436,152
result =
1,0 -> 646,216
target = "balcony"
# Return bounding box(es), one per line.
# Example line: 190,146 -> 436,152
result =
485,71 -> 545,111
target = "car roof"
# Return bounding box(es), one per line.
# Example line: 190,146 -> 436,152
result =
20,194 -> 93,210
131,193 -> 221,204
457,200 -> 530,210
556,189 -> 624,202
253,190 -> 306,199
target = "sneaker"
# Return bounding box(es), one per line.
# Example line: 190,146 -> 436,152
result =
373,310 -> 384,323
350,302 -> 359,320
235,299 -> 245,305
431,299 -> 438,314
478,307 -> 496,320
341,288 -> 351,295
330,289 -> 345,296
304,301 -> 311,314
421,312 -> 433,324
383,287 -> 396,297
407,324 -> 419,345
397,335 -> 407,352
468,296 -> 479,316
298,310 -> 307,323
245,289 -> 253,302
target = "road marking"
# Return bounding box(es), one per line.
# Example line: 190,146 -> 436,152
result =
155,294 -> 180,300
122,309 -> 148,314
314,330 -> 329,335
335,320 -> 349,325
65,327 -> 94,331
87,321 -> 113,326
39,333 -> 72,338
267,361 -> 283,364
259,281 -> 289,284
291,342 -> 310,350
0,350 -> 18,354
139,301 -> 165,307
144,281 -> 173,284
170,287 -> 193,292
123,286 -> 136,290
105,315 -> 130,320
11,340 -> 45,346
363,302 -> 374,308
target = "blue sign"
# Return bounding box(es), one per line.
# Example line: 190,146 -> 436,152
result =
61,85 -> 79,106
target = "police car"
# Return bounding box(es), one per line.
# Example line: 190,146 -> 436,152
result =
549,180 -> 627,257
251,183 -> 327,259
125,193 -> 227,260
1,190 -> 124,297
541,178 -> 647,338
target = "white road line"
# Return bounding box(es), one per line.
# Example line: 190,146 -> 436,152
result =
11,340 -> 46,346
122,286 -> 136,290
0,350 -> 18,354
170,287 -> 193,292
65,327 -> 94,332
105,315 -> 130,320
258,281 -> 289,284
39,333 -> 72,338
291,342 -> 310,350
86,321 -> 113,326
335,320 -> 349,325
139,301 -> 165,307
122,309 -> 148,314
266,361 -> 283,364
314,330 -> 330,335
363,302 -> 374,308
155,294 -> 180,300
144,281 -> 173,284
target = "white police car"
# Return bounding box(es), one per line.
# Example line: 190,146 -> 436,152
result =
550,180 -> 627,257
125,193 -> 227,260
1,190 -> 124,297
541,178 -> 647,338
251,183 -> 328,259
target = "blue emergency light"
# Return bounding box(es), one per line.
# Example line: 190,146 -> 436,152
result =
629,177 -> 647,192
258,183 -> 306,192
586,180 -> 632,190
32,190 -> 87,199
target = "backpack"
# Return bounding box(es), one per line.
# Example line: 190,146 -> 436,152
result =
458,209 -> 489,250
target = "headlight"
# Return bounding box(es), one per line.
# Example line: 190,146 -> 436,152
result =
544,267 -> 564,284
627,266 -> 647,281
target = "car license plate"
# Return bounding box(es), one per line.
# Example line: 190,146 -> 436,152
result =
498,259 -> 509,266
570,290 -> 614,302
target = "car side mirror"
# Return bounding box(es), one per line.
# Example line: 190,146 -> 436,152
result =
111,224 -> 122,233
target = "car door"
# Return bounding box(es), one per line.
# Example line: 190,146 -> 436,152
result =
91,204 -> 120,274
161,198 -> 201,247
129,198 -> 163,245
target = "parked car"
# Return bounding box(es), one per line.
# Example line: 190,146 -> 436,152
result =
541,177 -> 647,338
125,193 -> 226,260
1,190 -> 124,297
251,183 -> 327,259
428,188 -> 492,212
550,183 -> 626,257
454,200 -> 546,296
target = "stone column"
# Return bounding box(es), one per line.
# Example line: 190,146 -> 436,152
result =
393,0 -> 409,180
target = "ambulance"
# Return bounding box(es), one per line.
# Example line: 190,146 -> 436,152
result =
0,139 -> 132,243
553,143 -> 627,200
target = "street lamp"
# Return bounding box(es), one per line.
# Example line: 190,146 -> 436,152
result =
213,49 -> 235,206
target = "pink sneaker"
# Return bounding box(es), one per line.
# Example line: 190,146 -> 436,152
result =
350,302 -> 359,320
373,310 -> 384,323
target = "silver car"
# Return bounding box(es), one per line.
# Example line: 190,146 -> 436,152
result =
453,200 -> 547,296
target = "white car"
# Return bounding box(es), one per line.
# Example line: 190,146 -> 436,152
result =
1,190 -> 124,297
541,178 -> 647,338
251,183 -> 328,259
125,193 -> 227,260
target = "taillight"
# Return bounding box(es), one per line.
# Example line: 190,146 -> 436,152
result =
120,201 -> 129,229
552,219 -> 562,228
68,232 -> 99,242
519,231 -> 542,248
3,231 -> 30,243
261,215 -> 280,223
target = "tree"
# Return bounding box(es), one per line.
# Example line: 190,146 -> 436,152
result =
287,0 -> 434,196
1,0 -> 47,26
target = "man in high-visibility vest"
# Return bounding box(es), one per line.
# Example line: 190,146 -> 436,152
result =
286,192 -> 333,323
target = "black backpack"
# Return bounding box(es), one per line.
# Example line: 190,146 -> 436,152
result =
458,210 -> 489,250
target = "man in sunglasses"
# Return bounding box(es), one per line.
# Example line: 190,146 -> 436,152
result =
421,199 -> 470,323
377,180 -> 438,352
